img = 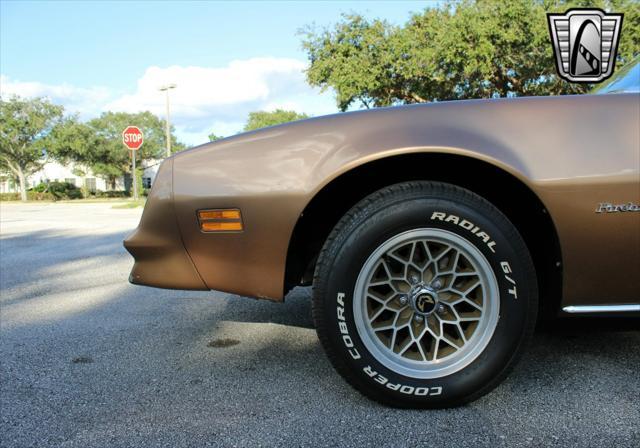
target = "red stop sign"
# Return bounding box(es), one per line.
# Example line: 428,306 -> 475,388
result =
122,126 -> 144,151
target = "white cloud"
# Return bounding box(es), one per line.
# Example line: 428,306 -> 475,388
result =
1,57 -> 338,145
0,75 -> 112,119
109,58 -> 305,112
105,57 -> 337,142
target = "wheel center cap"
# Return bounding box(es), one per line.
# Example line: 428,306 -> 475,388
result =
410,285 -> 438,315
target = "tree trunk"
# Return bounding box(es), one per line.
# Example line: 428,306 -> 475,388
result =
17,170 -> 27,202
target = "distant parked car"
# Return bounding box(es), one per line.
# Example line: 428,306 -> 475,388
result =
125,60 -> 639,408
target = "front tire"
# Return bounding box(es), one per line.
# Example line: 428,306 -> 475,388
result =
312,182 -> 537,408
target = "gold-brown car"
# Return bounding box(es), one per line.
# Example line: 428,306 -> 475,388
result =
124,62 -> 639,408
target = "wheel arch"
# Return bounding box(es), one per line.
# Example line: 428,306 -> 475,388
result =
284,152 -> 563,319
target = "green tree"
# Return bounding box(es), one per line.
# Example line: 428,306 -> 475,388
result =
243,109 -> 309,131
86,111 -> 185,190
0,96 -> 63,201
48,115 -> 104,163
302,0 -> 640,111
47,115 -> 110,190
208,132 -> 224,142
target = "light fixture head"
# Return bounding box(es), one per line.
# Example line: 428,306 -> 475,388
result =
158,83 -> 177,91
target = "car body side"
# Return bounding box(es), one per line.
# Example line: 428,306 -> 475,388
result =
124,93 -> 640,310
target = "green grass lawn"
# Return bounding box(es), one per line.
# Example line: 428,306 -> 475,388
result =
1,198 -> 147,207
111,199 -> 146,209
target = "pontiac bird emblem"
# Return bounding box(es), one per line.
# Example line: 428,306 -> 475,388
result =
547,9 -> 623,83
415,294 -> 435,314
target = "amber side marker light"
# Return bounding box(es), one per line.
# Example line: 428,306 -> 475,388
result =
197,209 -> 243,232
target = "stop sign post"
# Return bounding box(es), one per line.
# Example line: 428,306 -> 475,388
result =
122,126 -> 144,200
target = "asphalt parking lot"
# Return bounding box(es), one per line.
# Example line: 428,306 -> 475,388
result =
1,202 -> 638,448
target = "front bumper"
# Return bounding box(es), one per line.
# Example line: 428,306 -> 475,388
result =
123,159 -> 207,291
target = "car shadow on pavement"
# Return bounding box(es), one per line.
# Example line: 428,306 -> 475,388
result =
1,229 -> 638,447
1,230 -> 130,290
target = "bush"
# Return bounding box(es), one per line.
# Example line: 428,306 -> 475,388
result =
94,190 -> 129,198
31,181 -> 82,200
0,191 -> 56,201
32,183 -> 49,193
1,182 -> 130,201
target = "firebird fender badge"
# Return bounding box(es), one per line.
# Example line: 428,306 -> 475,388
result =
595,202 -> 640,213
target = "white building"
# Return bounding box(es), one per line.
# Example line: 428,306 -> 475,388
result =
0,160 -> 160,194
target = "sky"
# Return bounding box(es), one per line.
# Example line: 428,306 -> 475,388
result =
1,0 -> 434,145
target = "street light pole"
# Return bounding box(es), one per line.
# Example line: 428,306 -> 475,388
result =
159,83 -> 176,158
